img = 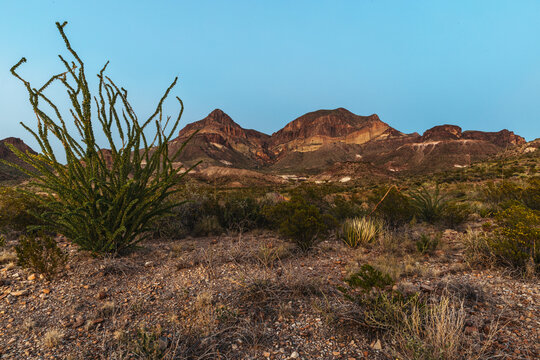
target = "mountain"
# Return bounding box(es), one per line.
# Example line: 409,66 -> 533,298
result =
0,137 -> 37,181
170,109 -> 273,169
359,125 -> 526,174
2,109 -> 528,184
267,108 -> 409,171
169,108 -> 526,178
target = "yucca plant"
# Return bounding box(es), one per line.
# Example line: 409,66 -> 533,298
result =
2,22 -> 198,255
409,184 -> 448,223
341,216 -> 383,248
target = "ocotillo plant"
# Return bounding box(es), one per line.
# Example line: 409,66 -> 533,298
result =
3,21 -> 199,255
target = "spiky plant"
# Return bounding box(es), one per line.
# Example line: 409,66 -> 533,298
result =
2,21 -> 198,255
409,184 -> 448,223
341,216 -> 383,248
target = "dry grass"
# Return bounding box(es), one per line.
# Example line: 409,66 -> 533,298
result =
462,229 -> 495,268
0,249 -> 17,265
43,328 -> 64,348
397,296 -> 466,360
394,294 -> 499,360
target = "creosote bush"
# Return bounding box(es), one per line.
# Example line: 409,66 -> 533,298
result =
3,22 -> 197,255
491,205 -> 540,272
370,186 -> 414,228
0,186 -> 43,233
265,196 -> 336,251
15,232 -> 67,280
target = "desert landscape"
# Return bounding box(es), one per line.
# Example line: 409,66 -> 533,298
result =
1,2 -> 540,360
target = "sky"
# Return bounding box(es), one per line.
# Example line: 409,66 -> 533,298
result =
1,0 -> 540,154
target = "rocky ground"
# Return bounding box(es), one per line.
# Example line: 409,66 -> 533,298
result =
0,229 -> 538,359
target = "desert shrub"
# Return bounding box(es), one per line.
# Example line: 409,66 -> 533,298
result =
15,232 -> 67,279
266,196 -> 335,251
483,181 -> 523,209
370,186 -> 414,228
490,205 -> 540,271
0,187 -> 43,233
395,296 -> 468,360
415,233 -> 440,255
522,178 -> 540,210
153,197 -> 212,239
409,185 -> 448,223
344,264 -> 394,291
462,230 -> 495,268
3,22 -> 197,255
219,196 -> 265,232
193,215 -> 223,237
442,202 -> 472,228
340,271 -> 481,359
341,216 -> 383,248
328,196 -> 366,221
130,325 -> 167,359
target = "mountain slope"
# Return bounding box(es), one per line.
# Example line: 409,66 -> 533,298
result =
171,109 -> 273,169
0,137 -> 37,181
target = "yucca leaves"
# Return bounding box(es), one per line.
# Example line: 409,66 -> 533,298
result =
1,21 -> 199,255
409,184 -> 448,223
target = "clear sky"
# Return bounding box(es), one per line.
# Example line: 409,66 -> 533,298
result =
1,0 -> 540,153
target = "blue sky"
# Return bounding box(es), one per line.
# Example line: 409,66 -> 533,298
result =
1,0 -> 540,152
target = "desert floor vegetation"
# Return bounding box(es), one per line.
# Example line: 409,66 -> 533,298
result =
1,19 -> 538,360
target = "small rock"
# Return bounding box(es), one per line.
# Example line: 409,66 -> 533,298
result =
144,261 -> 153,267
42,289 -> 50,294
332,351 -> 340,356
231,344 -> 238,350
370,339 -> 382,350
10,290 -> 28,297
158,336 -> 169,351
263,351 -> 271,357
290,351 -> 299,358
27,274 -> 36,281
73,316 -> 85,328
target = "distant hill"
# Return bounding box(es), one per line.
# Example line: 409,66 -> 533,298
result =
0,137 -> 37,181
2,109 -> 529,185
168,108 -> 525,180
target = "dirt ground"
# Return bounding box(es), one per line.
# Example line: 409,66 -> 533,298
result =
0,229 -> 538,359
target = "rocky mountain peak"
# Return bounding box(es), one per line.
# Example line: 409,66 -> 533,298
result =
422,125 -> 463,141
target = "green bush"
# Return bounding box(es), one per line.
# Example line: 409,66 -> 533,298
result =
442,201 -> 472,228
344,264 -> 394,291
219,196 -> 265,232
0,187 -> 43,233
490,205 -> 540,271
415,233 -> 440,255
15,232 -> 67,279
409,185 -> 448,223
193,215 -> 223,237
522,178 -> 540,211
341,217 -> 383,248
328,196 -> 365,221
370,186 -> 414,228
3,22 -> 196,255
266,196 -> 335,251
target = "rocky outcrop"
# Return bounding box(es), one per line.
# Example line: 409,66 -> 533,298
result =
421,125 -> 525,146
0,137 -> 37,181
171,109 -> 273,168
269,108 -> 403,154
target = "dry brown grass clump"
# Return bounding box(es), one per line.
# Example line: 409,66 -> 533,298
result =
43,328 -> 64,348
